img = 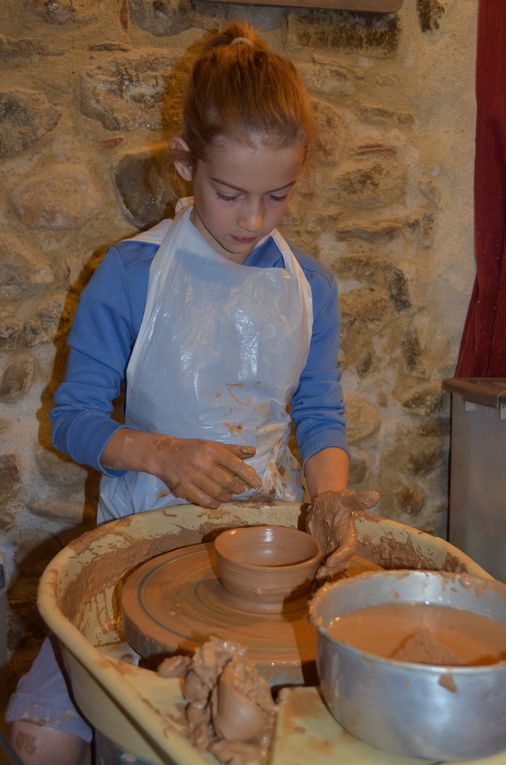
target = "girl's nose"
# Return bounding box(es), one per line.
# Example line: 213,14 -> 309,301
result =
238,199 -> 265,232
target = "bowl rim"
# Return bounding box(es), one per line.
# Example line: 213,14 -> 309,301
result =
214,524 -> 321,570
309,568 -> 506,671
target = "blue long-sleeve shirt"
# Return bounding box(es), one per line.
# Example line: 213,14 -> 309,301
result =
51,232 -> 348,477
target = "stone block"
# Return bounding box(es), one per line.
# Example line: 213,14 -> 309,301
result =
399,381 -> 445,416
0,89 -> 61,158
128,0 -> 191,36
344,392 -> 380,443
0,233 -> 55,299
330,156 -> 406,208
35,446 -> 89,488
28,0 -> 103,25
393,481 -> 426,516
417,0 -> 446,32
113,145 -> 176,228
0,454 -> 21,503
80,50 -> 177,131
286,11 -> 400,54
0,355 -> 36,402
10,164 -> 101,230
340,285 -> 390,321
0,35 -> 50,59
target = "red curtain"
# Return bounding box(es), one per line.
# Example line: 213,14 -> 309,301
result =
456,0 -> 506,376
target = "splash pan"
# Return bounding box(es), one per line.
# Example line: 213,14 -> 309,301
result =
38,502 -> 492,765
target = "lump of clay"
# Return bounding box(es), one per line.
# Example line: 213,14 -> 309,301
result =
306,490 -> 379,580
390,627 -> 466,665
158,636 -> 277,765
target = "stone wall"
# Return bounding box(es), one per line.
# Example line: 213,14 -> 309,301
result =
0,0 -> 477,670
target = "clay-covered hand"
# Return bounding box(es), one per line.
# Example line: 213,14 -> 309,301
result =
306,490 -> 380,580
151,436 -> 262,509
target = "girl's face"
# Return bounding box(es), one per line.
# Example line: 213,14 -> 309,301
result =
174,135 -> 305,263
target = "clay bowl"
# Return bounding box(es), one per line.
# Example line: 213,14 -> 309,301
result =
309,570 -> 506,761
214,525 -> 321,612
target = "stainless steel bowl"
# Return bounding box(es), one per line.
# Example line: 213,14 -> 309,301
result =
309,570 -> 506,761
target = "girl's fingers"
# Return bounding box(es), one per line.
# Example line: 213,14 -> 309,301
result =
174,478 -> 234,509
218,445 -> 262,489
202,463 -> 249,495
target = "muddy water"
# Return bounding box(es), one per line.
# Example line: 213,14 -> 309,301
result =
327,603 -> 506,665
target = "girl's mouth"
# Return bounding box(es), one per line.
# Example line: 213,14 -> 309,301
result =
231,235 -> 258,244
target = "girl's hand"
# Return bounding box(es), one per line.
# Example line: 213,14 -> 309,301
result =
149,436 -> 262,509
306,490 -> 380,580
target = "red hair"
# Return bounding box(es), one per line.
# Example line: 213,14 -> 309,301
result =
181,22 -> 316,162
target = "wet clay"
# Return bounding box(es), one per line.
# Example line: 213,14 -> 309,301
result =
214,526 -> 321,610
356,526 -> 468,573
121,540 -> 380,685
157,636 -> 277,765
327,603 -> 506,665
305,491 -> 379,580
121,542 -> 318,685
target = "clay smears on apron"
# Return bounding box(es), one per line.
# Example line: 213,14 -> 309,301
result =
99,201 -> 313,521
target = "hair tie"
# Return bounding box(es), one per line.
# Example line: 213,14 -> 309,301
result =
230,36 -> 254,47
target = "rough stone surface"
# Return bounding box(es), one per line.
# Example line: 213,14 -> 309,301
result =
340,286 -> 390,322
28,0 -> 103,25
399,382 -> 446,416
10,165 -> 101,230
0,292 -> 71,350
0,234 -> 55,299
80,51 -> 178,131
344,393 -> 381,444
332,253 -> 411,312
35,445 -> 89,487
113,145 -> 176,228
0,90 -> 61,158
128,0 -> 192,36
0,35 -> 51,59
0,355 -> 36,402
331,157 -> 406,208
287,11 -> 400,54
417,0 -> 446,32
27,498 -> 92,526
0,453 -> 21,501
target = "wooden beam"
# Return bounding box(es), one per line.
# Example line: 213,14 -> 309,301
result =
206,0 -> 403,10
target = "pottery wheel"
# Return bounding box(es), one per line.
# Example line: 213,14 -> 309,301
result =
121,542 -> 380,685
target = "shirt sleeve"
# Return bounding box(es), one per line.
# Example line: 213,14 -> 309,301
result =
51,246 -> 144,475
290,269 -> 349,465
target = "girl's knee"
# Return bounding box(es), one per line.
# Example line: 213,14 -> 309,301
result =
8,720 -> 91,765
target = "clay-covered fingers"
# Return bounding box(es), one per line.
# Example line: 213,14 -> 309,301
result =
334,489 -> 380,513
307,489 -> 380,581
316,520 -> 357,580
219,444 -> 262,491
153,437 -> 261,508
171,478 -> 233,509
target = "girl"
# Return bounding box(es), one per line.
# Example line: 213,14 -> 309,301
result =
7,21 -> 362,764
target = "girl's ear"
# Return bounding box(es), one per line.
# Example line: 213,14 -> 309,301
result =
171,137 -> 193,182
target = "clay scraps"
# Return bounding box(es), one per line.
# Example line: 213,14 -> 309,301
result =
158,636 -> 277,765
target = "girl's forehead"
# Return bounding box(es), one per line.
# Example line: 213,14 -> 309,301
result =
200,136 -> 305,188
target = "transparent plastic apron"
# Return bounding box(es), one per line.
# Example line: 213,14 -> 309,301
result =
98,204 -> 312,522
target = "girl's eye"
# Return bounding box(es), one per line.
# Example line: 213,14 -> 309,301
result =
269,193 -> 288,202
216,191 -> 239,202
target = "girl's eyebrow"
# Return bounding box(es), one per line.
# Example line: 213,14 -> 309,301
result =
210,176 -> 297,194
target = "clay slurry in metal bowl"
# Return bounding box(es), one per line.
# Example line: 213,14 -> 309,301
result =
309,570 -> 506,761
120,524 -> 382,686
